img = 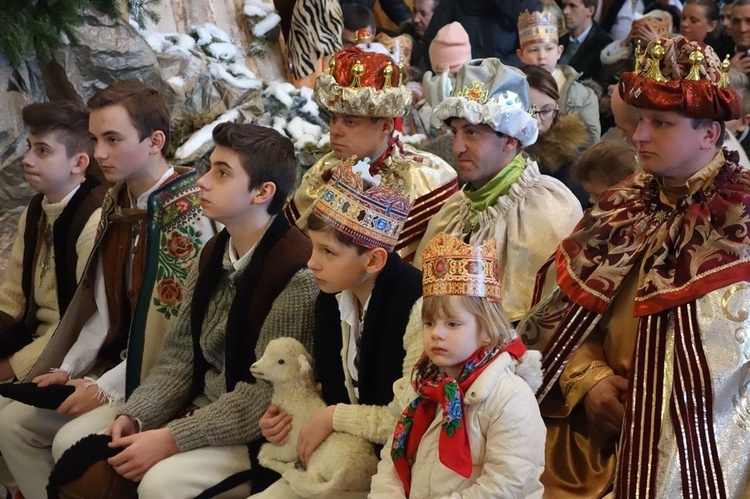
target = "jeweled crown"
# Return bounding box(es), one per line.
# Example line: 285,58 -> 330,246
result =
518,9 -> 559,47
421,233 -> 501,302
312,156 -> 413,252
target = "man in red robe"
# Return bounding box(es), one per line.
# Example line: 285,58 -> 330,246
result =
521,36 -> 750,498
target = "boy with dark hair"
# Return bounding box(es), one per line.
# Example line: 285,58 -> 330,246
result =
342,3 -> 377,47
0,101 -> 105,386
0,80 -> 213,499
0,100 -> 106,493
255,157 -> 424,498
46,123 -> 318,498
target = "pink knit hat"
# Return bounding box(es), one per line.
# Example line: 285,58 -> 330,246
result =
429,22 -> 472,74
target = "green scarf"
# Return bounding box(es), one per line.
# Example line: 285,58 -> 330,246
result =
462,154 -> 526,234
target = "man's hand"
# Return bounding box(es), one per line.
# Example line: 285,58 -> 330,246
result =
105,415 -> 140,440
108,428 -> 179,482
33,370 -> 69,387
296,405 -> 335,466
0,358 -> 15,382
584,375 -> 629,440
730,52 -> 750,74
259,404 -> 293,445
56,378 -> 104,417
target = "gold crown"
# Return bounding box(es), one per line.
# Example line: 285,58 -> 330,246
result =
622,36 -> 741,122
421,233 -> 501,302
518,9 -> 559,47
312,156 -> 413,252
353,28 -> 374,44
313,47 -> 412,117
637,38 -> 729,87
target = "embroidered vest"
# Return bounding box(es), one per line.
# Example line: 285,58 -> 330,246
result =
0,177 -> 104,358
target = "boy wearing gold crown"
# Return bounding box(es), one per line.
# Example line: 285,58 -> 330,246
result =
520,36 -> 750,498
370,233 -> 545,497
415,58 -> 582,324
256,156 -> 424,498
285,47 -> 458,263
516,8 -> 601,144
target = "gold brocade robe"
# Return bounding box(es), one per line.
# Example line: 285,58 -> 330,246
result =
414,160 -> 583,322
284,138 -> 458,262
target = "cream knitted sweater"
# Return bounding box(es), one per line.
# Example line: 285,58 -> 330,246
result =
0,196 -> 101,379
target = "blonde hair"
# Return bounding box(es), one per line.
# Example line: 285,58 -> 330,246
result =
421,295 -> 514,349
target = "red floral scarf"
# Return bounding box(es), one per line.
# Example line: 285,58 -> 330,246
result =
391,338 -> 526,495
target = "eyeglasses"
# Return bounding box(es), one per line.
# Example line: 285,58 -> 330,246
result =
531,105 -> 559,123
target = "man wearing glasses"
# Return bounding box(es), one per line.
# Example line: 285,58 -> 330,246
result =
414,58 -> 582,324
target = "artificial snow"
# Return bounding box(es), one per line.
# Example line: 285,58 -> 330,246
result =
175,109 -> 241,160
192,23 -> 233,46
227,63 -> 257,80
130,12 -> 334,158
244,0 -> 276,17
297,86 -> 320,115
205,42 -> 242,61
286,116 -> 323,149
208,63 -> 262,90
272,116 -> 287,136
264,81 -> 297,108
171,33 -> 197,51
252,12 -> 281,37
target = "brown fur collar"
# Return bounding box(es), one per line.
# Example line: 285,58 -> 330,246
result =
526,112 -> 590,174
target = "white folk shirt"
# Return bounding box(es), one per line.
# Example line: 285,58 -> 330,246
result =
336,289 -> 371,402
59,168 -> 175,403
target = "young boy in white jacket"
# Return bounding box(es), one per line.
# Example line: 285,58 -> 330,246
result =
369,233 -> 546,498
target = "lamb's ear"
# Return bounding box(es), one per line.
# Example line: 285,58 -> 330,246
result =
298,354 -> 313,376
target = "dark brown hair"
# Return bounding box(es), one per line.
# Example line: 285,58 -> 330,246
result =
573,141 -> 637,186
686,0 -> 720,22
22,101 -> 93,158
341,3 -> 375,32
87,80 -> 170,157
211,122 -> 297,215
521,65 -> 560,102
581,0 -> 598,10
307,211 -> 369,254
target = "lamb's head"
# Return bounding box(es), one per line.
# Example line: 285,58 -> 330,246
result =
250,337 -> 314,385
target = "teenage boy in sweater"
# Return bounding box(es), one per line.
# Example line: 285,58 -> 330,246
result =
254,157 -> 424,498
0,80 -> 213,499
61,123 -> 318,498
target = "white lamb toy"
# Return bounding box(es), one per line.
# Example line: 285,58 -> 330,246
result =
250,338 -> 379,497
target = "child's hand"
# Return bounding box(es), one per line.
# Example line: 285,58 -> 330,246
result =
107,428 -> 179,481
105,415 -> 140,440
296,405 -> 335,465
259,404 -> 293,445
56,378 -> 104,417
33,370 -> 70,387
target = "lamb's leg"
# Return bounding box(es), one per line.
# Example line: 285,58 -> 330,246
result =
257,444 -> 297,475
